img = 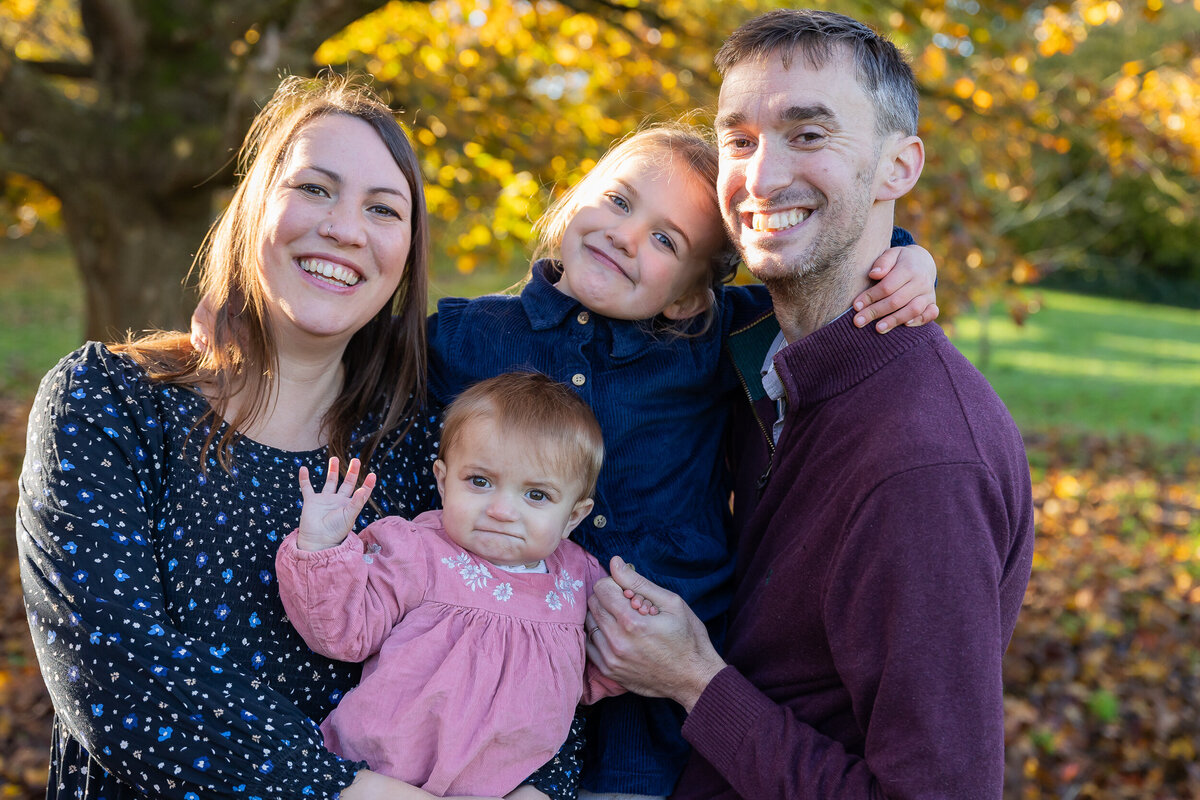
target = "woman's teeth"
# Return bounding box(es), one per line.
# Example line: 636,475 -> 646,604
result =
299,259 -> 360,286
751,208 -> 810,232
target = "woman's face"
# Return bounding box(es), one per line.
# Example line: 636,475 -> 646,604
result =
257,113 -> 413,349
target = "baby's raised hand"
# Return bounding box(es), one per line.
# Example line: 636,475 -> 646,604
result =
296,456 -> 376,551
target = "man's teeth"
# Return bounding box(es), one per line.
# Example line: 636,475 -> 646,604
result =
751,208 -> 810,232
299,259 -> 360,286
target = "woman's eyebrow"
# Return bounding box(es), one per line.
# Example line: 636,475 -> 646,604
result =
307,165 -> 411,205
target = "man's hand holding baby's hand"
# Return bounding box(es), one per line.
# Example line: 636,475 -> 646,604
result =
296,456 -> 376,551
620,564 -> 659,616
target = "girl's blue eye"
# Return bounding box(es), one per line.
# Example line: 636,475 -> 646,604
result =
653,231 -> 677,253
606,193 -> 630,212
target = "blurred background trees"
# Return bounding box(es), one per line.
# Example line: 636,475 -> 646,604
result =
0,0 -> 1197,338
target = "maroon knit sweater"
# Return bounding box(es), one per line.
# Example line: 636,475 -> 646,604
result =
673,313 -> 1035,800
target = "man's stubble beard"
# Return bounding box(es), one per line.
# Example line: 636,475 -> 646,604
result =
749,164 -> 876,336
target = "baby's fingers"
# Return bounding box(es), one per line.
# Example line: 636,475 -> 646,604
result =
350,471 -> 378,511
340,458 -> 365,497
297,465 -> 314,499
321,456 -> 341,493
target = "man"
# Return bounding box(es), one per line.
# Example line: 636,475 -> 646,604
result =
585,9 -> 1035,799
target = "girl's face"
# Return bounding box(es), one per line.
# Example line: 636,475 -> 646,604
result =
555,155 -> 726,321
434,416 -> 594,568
256,113 -> 413,349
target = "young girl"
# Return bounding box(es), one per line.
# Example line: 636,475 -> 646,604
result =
425,124 -> 937,796
192,122 -> 935,796
276,372 -> 628,798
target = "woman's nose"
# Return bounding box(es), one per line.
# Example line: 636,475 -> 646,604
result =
320,203 -> 367,247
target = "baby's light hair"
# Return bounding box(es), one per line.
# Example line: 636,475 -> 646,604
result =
532,122 -> 740,329
440,372 -> 605,500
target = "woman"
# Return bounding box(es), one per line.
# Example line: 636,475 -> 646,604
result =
16,75 -> 571,800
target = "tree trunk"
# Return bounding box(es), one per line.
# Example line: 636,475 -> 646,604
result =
59,188 -> 216,341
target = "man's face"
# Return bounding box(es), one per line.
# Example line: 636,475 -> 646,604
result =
715,49 -> 887,286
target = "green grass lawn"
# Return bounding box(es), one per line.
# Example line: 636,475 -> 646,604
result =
945,289 -> 1200,445
2,239 -> 1196,444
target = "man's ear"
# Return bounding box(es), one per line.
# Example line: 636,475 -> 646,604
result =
876,135 -> 924,201
662,285 -> 712,321
433,459 -> 447,502
563,497 -> 595,538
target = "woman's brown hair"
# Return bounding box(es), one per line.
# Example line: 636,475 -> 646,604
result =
115,73 -> 430,471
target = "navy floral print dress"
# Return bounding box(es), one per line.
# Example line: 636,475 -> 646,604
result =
16,343 -> 586,800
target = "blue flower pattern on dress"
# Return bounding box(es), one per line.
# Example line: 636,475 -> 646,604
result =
16,343 -> 447,800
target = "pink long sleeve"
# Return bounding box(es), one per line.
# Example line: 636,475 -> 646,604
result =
275,516 -> 430,663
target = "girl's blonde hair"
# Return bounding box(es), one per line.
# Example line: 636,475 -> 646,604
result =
115,73 -> 430,472
532,123 -> 740,331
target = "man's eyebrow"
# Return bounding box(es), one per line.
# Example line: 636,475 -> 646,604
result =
716,104 -> 837,131
714,111 -> 746,131
781,104 -> 837,124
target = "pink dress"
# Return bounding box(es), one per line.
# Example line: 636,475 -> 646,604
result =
275,510 -> 621,797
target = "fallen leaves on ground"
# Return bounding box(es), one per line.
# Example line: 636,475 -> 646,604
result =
0,402 -> 1196,799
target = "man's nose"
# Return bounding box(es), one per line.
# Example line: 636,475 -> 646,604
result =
743,140 -> 792,200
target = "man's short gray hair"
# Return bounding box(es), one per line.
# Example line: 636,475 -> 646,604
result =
716,9 -> 919,138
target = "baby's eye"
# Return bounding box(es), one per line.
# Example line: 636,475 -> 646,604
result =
605,193 -> 630,212
526,489 -> 547,502
652,231 -> 677,253
469,476 -> 490,488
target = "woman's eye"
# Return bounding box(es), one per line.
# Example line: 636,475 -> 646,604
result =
298,183 -> 329,197
653,232 -> 677,253
527,489 -> 547,502
369,203 -> 400,219
469,476 -> 489,488
606,193 -> 630,212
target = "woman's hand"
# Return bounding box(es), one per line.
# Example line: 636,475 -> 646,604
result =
340,770 -> 442,800
190,291 -> 218,353
852,244 -> 939,333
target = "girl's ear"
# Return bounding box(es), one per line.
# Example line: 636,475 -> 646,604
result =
564,497 -> 595,538
662,285 -> 712,321
433,459 -> 447,501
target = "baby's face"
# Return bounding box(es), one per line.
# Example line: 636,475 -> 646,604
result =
554,155 -> 723,322
434,417 -> 593,568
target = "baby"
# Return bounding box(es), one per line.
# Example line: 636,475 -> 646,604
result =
276,371 -> 627,798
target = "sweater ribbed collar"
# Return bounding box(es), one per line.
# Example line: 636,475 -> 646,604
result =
774,311 -> 946,410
